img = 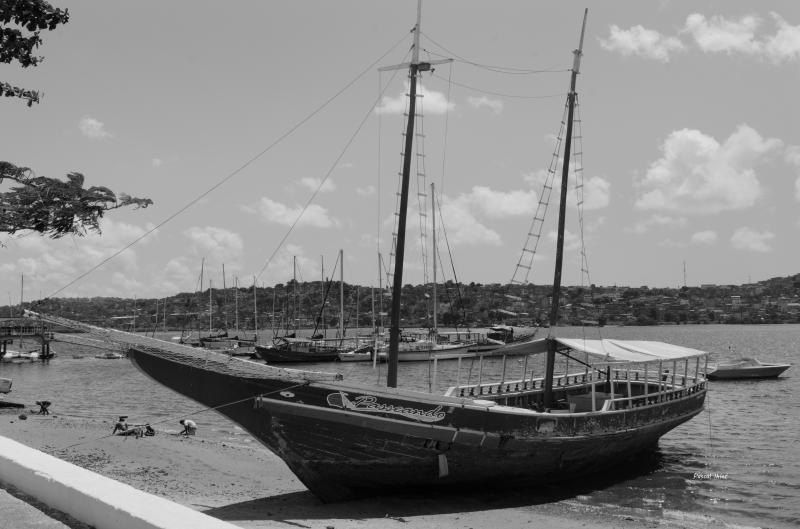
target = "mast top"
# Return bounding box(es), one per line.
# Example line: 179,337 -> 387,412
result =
378,0 -> 452,72
412,0 -> 422,64
572,9 -> 588,76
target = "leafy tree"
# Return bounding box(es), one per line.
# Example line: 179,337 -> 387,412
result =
1,1 -> 152,238
1,161 -> 152,238
1,0 -> 69,106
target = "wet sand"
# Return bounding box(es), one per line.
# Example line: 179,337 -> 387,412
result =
0,410 -> 680,529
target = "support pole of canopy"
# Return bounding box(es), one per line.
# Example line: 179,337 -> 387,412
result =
544,8 -> 588,409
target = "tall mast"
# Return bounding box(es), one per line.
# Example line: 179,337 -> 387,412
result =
253,276 -> 258,340
543,9 -> 588,409
293,256 -> 297,334
320,255 -> 325,338
339,249 -> 344,341
234,276 -> 239,333
222,263 -> 227,330
380,0 -> 450,387
431,182 -> 437,335
377,252 -> 383,336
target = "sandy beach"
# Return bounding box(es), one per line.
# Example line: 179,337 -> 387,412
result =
0,408 -> 705,529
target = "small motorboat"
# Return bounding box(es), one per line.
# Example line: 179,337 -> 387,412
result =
707,357 -> 791,380
95,352 -> 124,359
336,345 -> 375,362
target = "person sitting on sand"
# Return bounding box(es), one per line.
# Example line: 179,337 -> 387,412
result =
179,419 -> 196,435
112,416 -> 128,434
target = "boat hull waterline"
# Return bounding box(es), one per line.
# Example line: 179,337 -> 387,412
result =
707,363 -> 790,380
129,346 -> 706,502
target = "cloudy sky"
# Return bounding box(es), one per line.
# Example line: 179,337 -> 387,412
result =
1,0 -> 799,302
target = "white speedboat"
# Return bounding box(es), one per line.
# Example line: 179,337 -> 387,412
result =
707,358 -> 790,380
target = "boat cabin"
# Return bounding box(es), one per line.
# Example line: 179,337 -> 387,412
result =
440,337 -> 708,414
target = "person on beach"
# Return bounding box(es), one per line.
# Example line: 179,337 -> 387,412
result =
113,416 -> 128,434
35,400 -> 51,415
179,419 -> 196,435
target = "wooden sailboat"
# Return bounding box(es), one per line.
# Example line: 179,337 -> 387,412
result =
28,4 -> 709,503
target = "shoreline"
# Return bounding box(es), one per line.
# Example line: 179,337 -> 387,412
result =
0,411 -> 719,529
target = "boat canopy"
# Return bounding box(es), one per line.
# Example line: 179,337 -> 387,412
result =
556,338 -> 708,363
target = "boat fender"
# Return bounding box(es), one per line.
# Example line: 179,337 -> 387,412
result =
536,418 -> 556,433
438,453 -> 449,478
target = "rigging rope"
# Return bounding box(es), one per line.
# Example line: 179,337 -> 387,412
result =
420,32 -> 570,75
41,31 -> 411,300
429,72 -> 565,100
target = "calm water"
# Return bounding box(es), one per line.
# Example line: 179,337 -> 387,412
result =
1,324 -> 797,528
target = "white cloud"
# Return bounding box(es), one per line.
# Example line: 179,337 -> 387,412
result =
458,186 -> 538,218
184,226 -> 244,264
635,125 -> 782,214
525,169 -> 610,211
437,198 -> 502,246
11,219 -> 149,297
581,176 -> 611,210
356,185 -> 376,196
685,13 -> 762,55
79,116 -> 113,139
546,228 -> 581,252
628,214 -> 688,234
764,13 -> 800,63
600,24 -> 686,62
152,158 -> 163,168
685,12 -> 800,63
376,82 -> 453,115
691,230 -> 718,244
731,227 -> 775,252
467,96 -> 503,114
256,197 -> 335,228
300,177 -> 335,193
658,238 -> 688,249
786,145 -> 800,202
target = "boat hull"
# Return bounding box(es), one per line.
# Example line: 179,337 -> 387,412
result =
707,364 -> 790,380
254,344 -> 339,363
129,346 -> 706,502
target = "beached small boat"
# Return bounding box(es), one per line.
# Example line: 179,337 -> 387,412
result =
707,358 -> 791,380
0,377 -> 25,409
0,349 -> 41,362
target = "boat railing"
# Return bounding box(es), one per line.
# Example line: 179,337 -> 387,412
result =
443,355 -> 708,412
601,366 -> 707,411
445,370 -> 591,398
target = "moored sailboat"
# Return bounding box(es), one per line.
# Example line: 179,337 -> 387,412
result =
26,3 -> 709,504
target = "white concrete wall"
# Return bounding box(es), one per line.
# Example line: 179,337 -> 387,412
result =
0,435 -> 241,529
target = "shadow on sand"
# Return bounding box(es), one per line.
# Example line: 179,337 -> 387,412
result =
203,450 -> 665,524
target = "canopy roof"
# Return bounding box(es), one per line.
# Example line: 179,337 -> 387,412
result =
556,338 -> 708,363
